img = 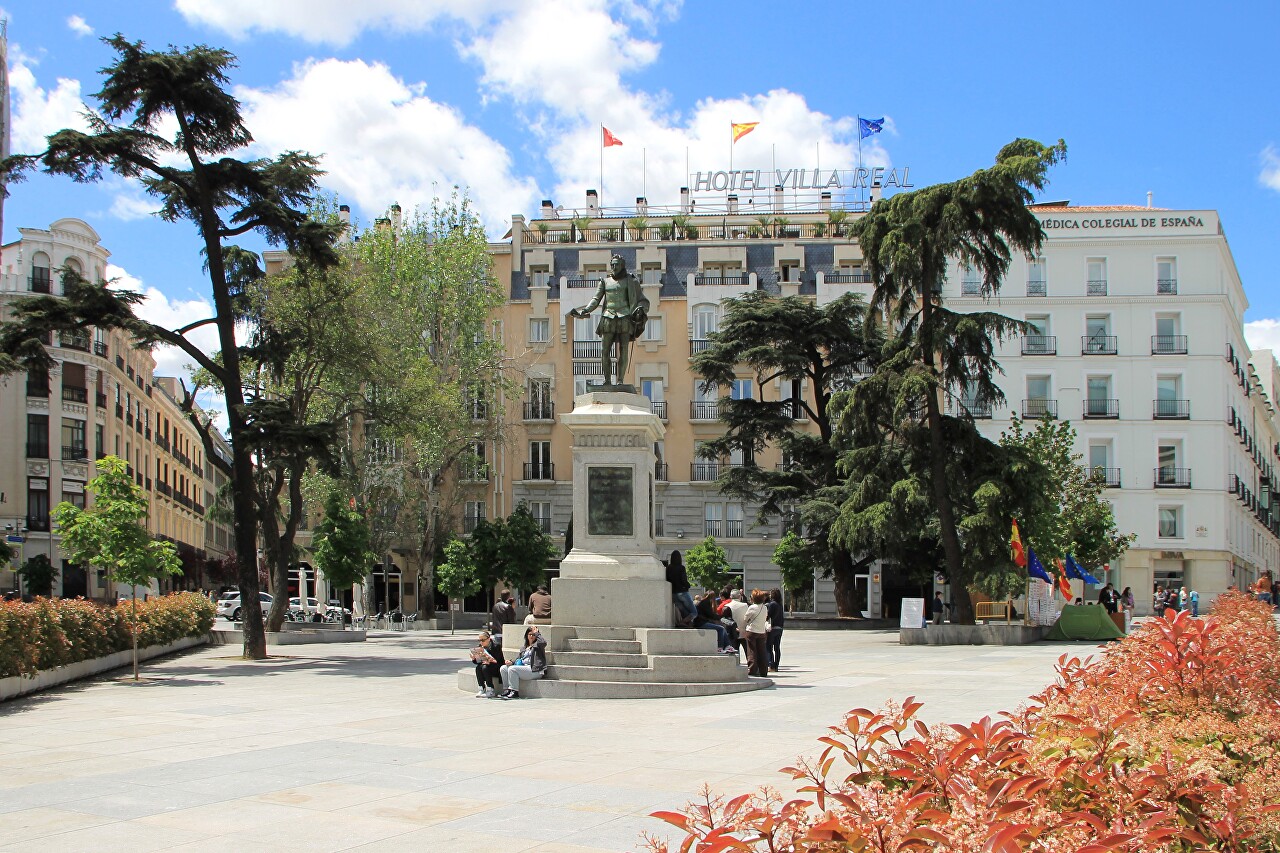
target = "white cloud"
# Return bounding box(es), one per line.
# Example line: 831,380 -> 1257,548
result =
1245,319 -> 1280,353
66,15 -> 93,37
106,264 -> 226,426
105,183 -> 161,221
234,57 -> 540,233
1261,145 -> 1280,193
8,49 -> 89,153
173,0 -> 511,46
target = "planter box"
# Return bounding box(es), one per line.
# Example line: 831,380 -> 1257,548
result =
0,634 -> 209,702
209,628 -> 367,646
900,624 -> 1051,646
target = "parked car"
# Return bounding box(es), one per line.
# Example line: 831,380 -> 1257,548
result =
217,591 -> 273,622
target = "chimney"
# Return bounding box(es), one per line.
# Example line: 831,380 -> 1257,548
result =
635,196 -> 648,215
819,191 -> 832,211
338,204 -> 351,242
680,186 -> 691,214
727,194 -> 739,214
541,199 -> 557,219
586,189 -> 599,213
389,203 -> 402,234
375,217 -> 391,233
869,175 -> 883,203
773,184 -> 785,214
1146,191 -> 1153,209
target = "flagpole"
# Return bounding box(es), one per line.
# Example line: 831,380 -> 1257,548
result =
728,121 -> 733,201
643,147 -> 647,202
599,124 -> 604,208
857,116 -> 864,209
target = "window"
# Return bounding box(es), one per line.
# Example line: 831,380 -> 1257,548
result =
1023,314 -> 1054,354
529,317 -> 550,343
27,479 -> 50,531
653,502 -> 665,537
1155,314 -> 1180,337
62,483 -> 86,511
1155,375 -> 1186,418
1158,507 -> 1181,538
692,381 -> 718,420
1085,377 -> 1115,418
693,304 -> 719,340
27,414 -> 50,458
785,379 -> 807,419
526,378 -> 552,419
528,501 -> 552,534
779,263 -> 800,283
62,418 -> 87,460
961,264 -> 982,296
1024,376 -> 1055,418
573,315 -> 600,342
95,424 -> 104,459
463,440 -> 487,480
726,502 -> 744,537
26,366 -> 49,397
31,252 -> 52,293
704,502 -> 723,537
1153,313 -> 1185,354
1088,442 -> 1110,469
643,315 -> 663,341
464,501 -> 486,533
528,440 -> 552,480
730,379 -> 753,400
641,379 -> 666,418
641,264 -> 662,285
1087,258 -> 1107,295
530,268 -> 551,288
1084,314 -> 1114,353
1027,258 -> 1046,296
1156,257 -> 1177,294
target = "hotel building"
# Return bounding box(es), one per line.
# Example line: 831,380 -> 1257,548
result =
0,218 -> 233,598
476,190 -> 1277,619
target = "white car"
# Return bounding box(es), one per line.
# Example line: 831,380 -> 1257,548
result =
216,591 -> 273,622
289,597 -> 351,617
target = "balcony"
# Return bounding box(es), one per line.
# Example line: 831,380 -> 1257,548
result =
193,501 -> 205,515
26,442 -> 49,459
704,519 -> 721,537
458,464 -> 490,482
126,412 -> 134,427
58,331 -> 91,352
534,516 -> 552,534
93,341 -> 109,358
176,493 -> 192,509
523,401 -> 555,420
1080,335 -> 1117,355
29,273 -> 51,294
1021,335 -> 1056,355
1153,399 -> 1190,419
1026,279 -> 1047,297
1022,399 -> 1058,419
523,462 -> 555,481
157,481 -> 173,497
725,519 -> 744,538
650,400 -> 667,419
463,515 -> 484,534
691,461 -> 722,482
62,445 -> 88,461
26,381 -> 49,398
1151,335 -> 1188,355
655,463 -> 669,481
115,404 -> 124,419
690,401 -> 719,420
960,280 -> 982,296
689,339 -> 713,356
1154,467 -> 1191,488
26,515 -> 50,532
95,392 -> 107,408
694,273 -> 749,286
1083,398 -> 1119,419
156,435 -> 170,452
1086,279 -> 1108,296
1086,466 -> 1122,488
566,275 -> 603,289
955,398 -> 992,419
62,386 -> 88,404
572,340 -> 602,359
145,477 -> 151,491
825,271 -> 871,284
1156,278 -> 1178,295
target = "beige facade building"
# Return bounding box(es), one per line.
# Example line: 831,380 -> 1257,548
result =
0,218 -> 231,598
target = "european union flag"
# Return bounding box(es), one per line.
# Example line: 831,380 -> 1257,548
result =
859,116 -> 884,139
1065,554 -> 1101,586
1027,548 -> 1054,584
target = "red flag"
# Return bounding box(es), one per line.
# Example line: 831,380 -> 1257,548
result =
602,126 -> 623,147
1054,559 -> 1072,598
1010,519 -> 1027,568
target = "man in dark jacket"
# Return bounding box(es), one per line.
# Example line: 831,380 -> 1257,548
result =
666,550 -> 695,627
490,591 -> 516,633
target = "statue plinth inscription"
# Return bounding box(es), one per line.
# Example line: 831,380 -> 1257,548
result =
586,466 -> 634,536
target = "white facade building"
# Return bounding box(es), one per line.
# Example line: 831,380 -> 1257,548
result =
942,205 -> 1277,614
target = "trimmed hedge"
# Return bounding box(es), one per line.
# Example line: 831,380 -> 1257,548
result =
0,592 -> 215,679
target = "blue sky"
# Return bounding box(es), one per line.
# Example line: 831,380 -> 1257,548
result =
5,0 -> 1280,367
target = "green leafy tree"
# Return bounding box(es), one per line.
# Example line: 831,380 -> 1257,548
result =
469,504 -> 555,597
851,138 -> 1066,623
772,532 -> 815,613
311,491 -> 374,613
691,291 -> 882,616
1000,416 -> 1135,573
18,554 -> 57,598
0,36 -> 341,659
53,456 -> 180,679
435,538 -> 480,634
685,537 -> 732,591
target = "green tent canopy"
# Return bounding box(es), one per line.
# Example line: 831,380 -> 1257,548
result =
1045,604 -> 1126,641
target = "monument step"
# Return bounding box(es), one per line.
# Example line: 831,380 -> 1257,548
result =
455,667 -> 772,698
564,638 -> 642,654
569,626 -> 638,641
548,656 -> 746,683
550,651 -> 649,667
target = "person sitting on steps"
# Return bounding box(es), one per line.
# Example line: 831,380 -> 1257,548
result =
498,626 -> 548,700
666,550 -> 695,627
470,630 -> 502,697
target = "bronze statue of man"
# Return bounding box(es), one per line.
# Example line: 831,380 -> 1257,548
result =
570,254 -> 649,387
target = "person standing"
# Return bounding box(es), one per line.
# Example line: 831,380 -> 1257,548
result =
666,550 -> 695,627
931,591 -> 945,625
490,591 -> 516,634
1099,583 -> 1119,614
742,590 -> 771,678
1189,589 -> 1200,617
766,589 -> 785,672
727,589 -> 750,658
1178,586 -> 1188,612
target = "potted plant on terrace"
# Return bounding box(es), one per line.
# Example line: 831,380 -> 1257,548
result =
571,214 -> 592,242
627,216 -> 649,241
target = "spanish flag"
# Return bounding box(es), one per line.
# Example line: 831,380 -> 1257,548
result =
1054,558 -> 1073,598
731,121 -> 759,143
602,126 -> 623,147
1010,519 -> 1027,568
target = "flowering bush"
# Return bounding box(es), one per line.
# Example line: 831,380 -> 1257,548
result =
646,592 -> 1280,852
0,592 -> 214,679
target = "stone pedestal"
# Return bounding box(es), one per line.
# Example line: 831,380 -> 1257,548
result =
553,391 -> 670,628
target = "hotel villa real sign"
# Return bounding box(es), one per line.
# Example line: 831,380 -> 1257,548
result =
690,166 -> 914,193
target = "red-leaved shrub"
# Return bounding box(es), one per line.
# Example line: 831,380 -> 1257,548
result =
0,592 -> 214,680
646,592 -> 1280,852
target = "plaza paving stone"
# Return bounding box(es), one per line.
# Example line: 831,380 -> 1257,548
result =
0,627 -> 1088,851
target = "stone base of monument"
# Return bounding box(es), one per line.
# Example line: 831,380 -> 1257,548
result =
457,625 -> 772,698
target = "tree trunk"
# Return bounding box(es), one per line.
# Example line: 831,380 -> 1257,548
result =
131,592 -> 139,681
920,296 -> 970,625
831,549 -> 860,618
951,586 -> 975,625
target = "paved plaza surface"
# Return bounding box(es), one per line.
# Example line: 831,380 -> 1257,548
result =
0,627 -> 1085,852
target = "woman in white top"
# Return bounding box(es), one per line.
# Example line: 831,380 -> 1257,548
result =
743,589 -> 771,678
